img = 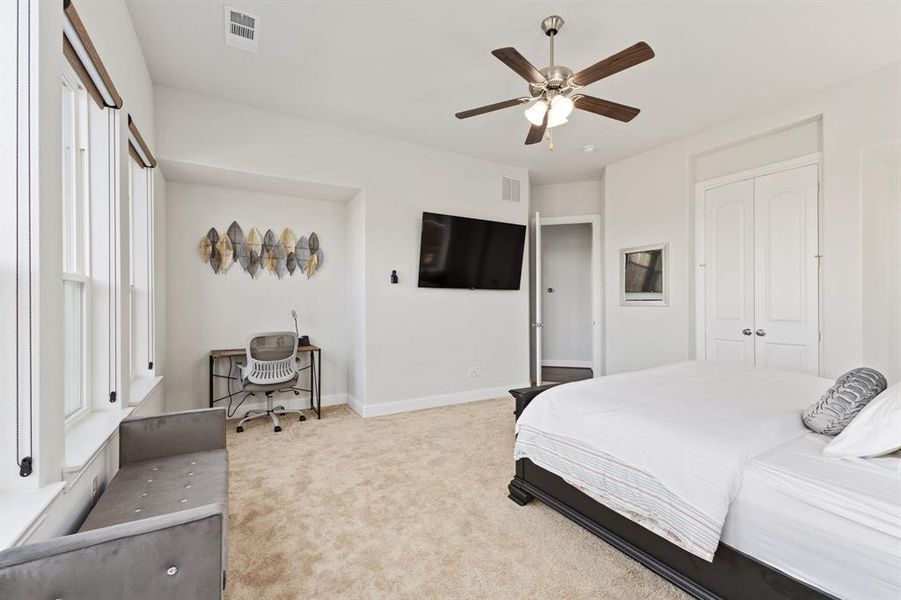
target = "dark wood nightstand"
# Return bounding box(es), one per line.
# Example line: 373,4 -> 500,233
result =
509,383 -> 560,420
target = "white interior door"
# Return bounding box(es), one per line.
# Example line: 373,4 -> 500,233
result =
533,211 -> 542,385
540,223 -> 593,369
753,164 -> 819,374
705,179 -> 756,366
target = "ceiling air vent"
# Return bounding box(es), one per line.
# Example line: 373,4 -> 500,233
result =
502,176 -> 521,203
224,6 -> 259,52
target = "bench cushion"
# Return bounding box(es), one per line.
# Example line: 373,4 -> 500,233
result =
80,450 -> 228,532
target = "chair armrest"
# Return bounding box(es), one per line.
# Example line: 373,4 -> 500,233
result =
0,504 -> 226,600
120,408 -> 226,466
509,383 -> 560,420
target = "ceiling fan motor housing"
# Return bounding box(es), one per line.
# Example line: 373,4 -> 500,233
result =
541,65 -> 574,90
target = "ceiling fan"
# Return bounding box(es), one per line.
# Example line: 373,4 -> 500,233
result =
455,16 -> 654,147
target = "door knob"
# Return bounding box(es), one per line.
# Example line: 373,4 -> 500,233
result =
741,328 -> 753,336
755,329 -> 766,337
546,287 -> 554,293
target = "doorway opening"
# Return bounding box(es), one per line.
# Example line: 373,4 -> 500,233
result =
532,214 -> 602,385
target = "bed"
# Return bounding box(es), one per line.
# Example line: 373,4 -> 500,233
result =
509,361 -> 901,600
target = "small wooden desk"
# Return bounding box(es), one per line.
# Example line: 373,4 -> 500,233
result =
208,344 -> 321,419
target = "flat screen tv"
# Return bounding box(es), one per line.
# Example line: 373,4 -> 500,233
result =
417,212 -> 526,290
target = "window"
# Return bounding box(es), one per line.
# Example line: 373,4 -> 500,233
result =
61,65 -> 91,422
128,155 -> 153,381
3,0 -> 39,485
620,243 -> 669,306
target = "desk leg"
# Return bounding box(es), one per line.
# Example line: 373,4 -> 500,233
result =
309,350 -> 315,413
209,354 -> 214,408
317,349 -> 322,419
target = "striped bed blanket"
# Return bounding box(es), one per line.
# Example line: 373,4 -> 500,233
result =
513,361 -> 833,561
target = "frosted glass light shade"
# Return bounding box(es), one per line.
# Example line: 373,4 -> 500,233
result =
524,97 -> 573,129
547,114 -> 568,128
524,101 -> 548,126
549,95 -> 574,120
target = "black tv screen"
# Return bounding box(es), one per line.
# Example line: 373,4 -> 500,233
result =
418,212 -> 526,290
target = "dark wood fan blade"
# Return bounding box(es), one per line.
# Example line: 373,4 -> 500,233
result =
571,42 -> 655,87
525,111 -> 548,145
455,98 -> 526,119
574,95 -> 641,122
492,47 -> 545,85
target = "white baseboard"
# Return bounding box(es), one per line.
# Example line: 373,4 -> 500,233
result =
362,384 -> 529,419
225,391 -> 347,419
346,394 -> 364,417
541,359 -> 593,369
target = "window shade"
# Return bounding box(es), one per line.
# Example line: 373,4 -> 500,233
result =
62,0 -> 122,109
128,114 -> 157,168
128,143 -> 145,169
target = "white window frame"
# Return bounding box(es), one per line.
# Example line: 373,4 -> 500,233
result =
61,62 -> 92,426
127,154 -> 154,384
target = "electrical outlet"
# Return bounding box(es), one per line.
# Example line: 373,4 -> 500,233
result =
467,367 -> 480,378
91,475 -> 99,506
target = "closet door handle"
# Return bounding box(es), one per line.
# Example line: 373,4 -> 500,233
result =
755,329 -> 767,337
741,328 -> 753,336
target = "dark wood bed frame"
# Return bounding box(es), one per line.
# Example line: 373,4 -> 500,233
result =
508,384 -> 835,600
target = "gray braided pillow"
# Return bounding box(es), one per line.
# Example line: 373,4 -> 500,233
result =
802,368 -> 887,435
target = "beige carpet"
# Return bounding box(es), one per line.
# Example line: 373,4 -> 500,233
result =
225,398 -> 687,599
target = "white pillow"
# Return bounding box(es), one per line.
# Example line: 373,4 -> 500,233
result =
823,382 -> 901,458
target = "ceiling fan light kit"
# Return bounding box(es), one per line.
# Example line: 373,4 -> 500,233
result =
455,15 -> 655,149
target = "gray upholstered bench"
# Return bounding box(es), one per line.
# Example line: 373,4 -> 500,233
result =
0,408 -> 229,600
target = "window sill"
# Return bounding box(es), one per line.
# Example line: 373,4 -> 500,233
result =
1,377 -> 166,551
129,374 -> 163,406
0,482 -> 66,550
63,407 -> 135,474
63,375 -> 164,475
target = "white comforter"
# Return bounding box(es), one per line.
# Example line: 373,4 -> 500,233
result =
514,361 -> 833,560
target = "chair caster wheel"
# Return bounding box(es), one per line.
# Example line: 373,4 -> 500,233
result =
274,426 -> 282,432
236,426 -> 244,433
299,414 -> 307,421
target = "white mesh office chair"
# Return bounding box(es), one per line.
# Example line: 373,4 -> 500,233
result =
235,332 -> 306,433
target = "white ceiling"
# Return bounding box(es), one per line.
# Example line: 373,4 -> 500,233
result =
126,1 -> 901,183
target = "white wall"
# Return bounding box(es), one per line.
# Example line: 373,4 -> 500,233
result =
862,143 -> 901,384
155,86 -> 531,414
532,179 -> 604,217
604,63 -> 901,377
346,191 -> 366,413
694,119 -> 821,182
165,182 -> 349,413
541,223 -> 593,367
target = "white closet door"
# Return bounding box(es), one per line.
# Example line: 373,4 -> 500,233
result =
705,179 -> 755,366
753,164 -> 819,374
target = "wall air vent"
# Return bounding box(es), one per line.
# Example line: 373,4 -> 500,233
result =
224,6 -> 259,52
502,176 -> 521,203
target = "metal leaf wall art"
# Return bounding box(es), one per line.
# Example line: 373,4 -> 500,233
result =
197,223 -> 323,280
207,228 -> 221,274
227,222 -> 244,262
216,235 -> 234,272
